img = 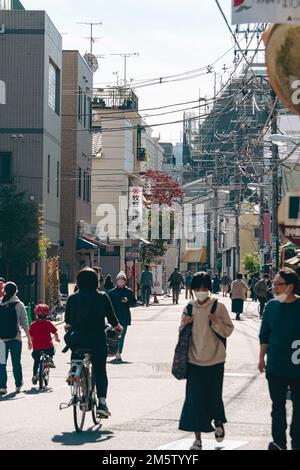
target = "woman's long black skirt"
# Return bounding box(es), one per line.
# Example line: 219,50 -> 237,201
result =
179,362 -> 227,433
232,298 -> 244,314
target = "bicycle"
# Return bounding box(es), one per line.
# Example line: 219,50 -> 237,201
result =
37,351 -> 52,390
59,349 -> 101,433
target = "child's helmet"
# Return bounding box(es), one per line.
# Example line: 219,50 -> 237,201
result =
34,304 -> 50,318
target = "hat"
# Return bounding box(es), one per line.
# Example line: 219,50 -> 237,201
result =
116,271 -> 127,281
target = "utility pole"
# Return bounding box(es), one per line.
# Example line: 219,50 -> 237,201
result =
259,175 -> 265,275
213,151 -> 219,274
234,131 -> 241,278
271,89 -> 279,276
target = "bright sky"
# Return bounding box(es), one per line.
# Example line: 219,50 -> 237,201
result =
24,0 -> 233,143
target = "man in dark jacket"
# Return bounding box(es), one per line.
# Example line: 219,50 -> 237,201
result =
108,271 -> 137,362
141,265 -> 153,307
64,268 -> 122,418
259,269 -> 300,451
168,268 -> 184,304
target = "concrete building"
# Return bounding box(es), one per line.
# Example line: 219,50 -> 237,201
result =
91,88 -> 143,285
140,125 -> 164,172
60,50 -> 93,284
0,9 -> 62,249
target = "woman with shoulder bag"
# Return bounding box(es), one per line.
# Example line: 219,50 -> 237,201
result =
178,272 -> 234,450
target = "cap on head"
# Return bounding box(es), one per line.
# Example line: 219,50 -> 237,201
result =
116,271 -> 127,281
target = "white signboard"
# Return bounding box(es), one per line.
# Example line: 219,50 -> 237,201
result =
232,0 -> 300,25
128,186 -> 143,239
0,80 -> 6,104
152,265 -> 163,295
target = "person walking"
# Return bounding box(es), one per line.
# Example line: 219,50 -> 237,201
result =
185,272 -> 194,300
220,272 -> 231,297
231,273 -> 249,321
252,272 -> 260,301
178,272 -> 234,450
0,282 -> 32,396
108,272 -> 137,362
64,268 -> 122,418
212,274 -> 221,294
255,274 -> 271,318
259,268 -> 300,451
169,268 -> 184,304
104,275 -> 115,293
141,265 -> 153,307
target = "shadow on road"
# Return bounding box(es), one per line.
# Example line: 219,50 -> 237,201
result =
23,387 -> 54,395
108,360 -> 132,365
0,391 -> 18,401
52,428 -> 114,446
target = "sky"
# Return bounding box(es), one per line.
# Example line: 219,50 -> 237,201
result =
23,0 -> 234,143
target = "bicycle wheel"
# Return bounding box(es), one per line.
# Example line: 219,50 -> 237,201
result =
38,359 -> 45,390
91,387 -> 101,426
44,364 -> 50,387
73,366 -> 88,433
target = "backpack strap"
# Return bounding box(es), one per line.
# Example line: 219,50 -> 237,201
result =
186,303 -> 193,317
210,299 -> 218,314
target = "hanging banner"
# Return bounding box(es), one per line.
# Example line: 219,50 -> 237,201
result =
128,186 -> 143,239
232,0 -> 300,25
264,24 -> 300,117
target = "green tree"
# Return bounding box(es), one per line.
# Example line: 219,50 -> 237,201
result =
0,186 -> 39,281
243,253 -> 260,274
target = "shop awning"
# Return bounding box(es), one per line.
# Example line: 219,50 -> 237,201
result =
181,248 -> 207,263
76,237 -> 97,251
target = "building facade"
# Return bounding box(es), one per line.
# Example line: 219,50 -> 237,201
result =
0,9 -> 62,247
60,50 -> 93,284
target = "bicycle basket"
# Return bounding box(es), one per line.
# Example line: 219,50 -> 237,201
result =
105,325 -> 119,357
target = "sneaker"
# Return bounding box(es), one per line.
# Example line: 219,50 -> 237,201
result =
214,422 -> 225,443
115,353 -> 122,362
97,403 -> 111,418
190,440 -> 202,451
0,388 -> 7,396
15,386 -> 22,394
32,376 -> 38,385
268,442 -> 286,450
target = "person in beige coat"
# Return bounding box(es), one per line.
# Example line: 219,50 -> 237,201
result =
231,273 -> 249,321
178,272 -> 234,451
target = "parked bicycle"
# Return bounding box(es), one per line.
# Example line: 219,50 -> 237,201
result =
60,349 -> 101,433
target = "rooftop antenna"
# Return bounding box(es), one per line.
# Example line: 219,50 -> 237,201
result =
109,52 -> 139,88
77,21 -> 102,69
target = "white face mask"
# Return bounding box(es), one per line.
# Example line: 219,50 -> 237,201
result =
194,291 -> 209,302
274,293 -> 288,303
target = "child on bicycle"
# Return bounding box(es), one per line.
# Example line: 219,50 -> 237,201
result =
29,304 -> 60,385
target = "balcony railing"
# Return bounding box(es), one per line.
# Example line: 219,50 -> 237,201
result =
92,88 -> 138,112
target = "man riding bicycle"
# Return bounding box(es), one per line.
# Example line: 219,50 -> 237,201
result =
64,268 -> 122,418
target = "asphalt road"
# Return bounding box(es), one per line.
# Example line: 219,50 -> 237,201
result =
0,293 -> 292,450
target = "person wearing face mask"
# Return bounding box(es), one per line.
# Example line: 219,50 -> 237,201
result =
108,272 -> 137,362
178,272 -> 234,451
259,269 -> 300,451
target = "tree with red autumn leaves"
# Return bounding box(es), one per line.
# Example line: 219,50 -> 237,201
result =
142,170 -> 183,207
140,170 -> 183,263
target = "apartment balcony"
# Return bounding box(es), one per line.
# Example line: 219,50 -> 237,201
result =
92,87 -> 138,111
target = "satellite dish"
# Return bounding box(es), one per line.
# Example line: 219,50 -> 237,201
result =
84,53 -> 99,73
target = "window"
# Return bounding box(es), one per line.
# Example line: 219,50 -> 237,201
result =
84,94 -> 87,128
56,162 -> 60,198
83,171 -> 86,201
48,60 -> 61,115
0,152 -> 12,183
88,174 -> 91,202
77,167 -> 82,198
78,87 -> 83,123
254,228 -> 260,239
47,155 -> 50,194
88,97 -> 92,129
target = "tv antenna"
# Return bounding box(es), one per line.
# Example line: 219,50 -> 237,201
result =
109,52 -> 139,88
